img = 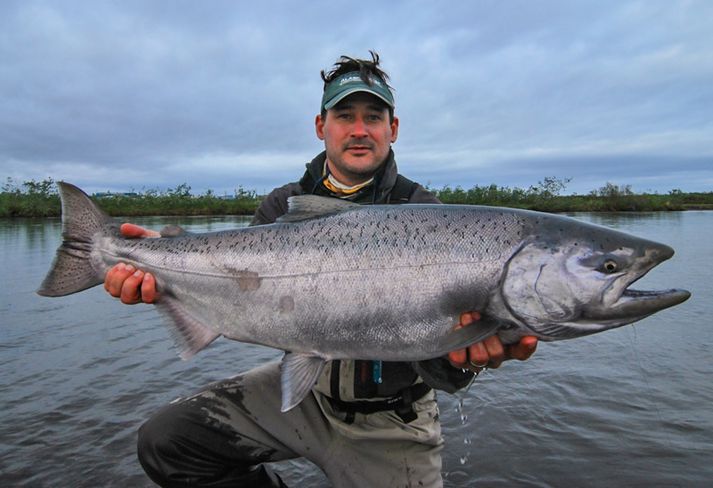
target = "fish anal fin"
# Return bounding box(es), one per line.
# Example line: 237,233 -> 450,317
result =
155,296 -> 221,359
280,353 -> 326,412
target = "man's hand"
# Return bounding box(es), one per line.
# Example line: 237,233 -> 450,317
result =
103,223 -> 160,304
447,311 -> 538,373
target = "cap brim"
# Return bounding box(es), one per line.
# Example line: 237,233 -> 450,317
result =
323,88 -> 394,110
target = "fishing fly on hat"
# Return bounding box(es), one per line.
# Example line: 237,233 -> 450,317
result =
321,71 -> 395,111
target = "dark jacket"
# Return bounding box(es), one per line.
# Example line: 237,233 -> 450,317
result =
251,150 -> 474,398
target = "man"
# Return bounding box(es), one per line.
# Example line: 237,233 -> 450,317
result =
105,52 -> 538,487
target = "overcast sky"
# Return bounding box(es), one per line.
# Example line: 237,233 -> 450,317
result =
1,0 -> 711,195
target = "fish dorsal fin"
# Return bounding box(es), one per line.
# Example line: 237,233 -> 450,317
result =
277,195 -> 359,223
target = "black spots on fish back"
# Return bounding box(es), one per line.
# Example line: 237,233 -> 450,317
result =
228,240 -> 252,253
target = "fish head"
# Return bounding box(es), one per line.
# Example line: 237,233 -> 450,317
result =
496,218 -> 690,341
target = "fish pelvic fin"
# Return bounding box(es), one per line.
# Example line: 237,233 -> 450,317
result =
37,182 -> 115,297
433,316 -> 503,356
277,195 -> 358,223
279,352 -> 326,412
155,295 -> 221,359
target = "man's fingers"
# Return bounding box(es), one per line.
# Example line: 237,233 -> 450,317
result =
447,348 -> 467,366
120,270 -> 145,304
140,273 -> 158,303
467,341 -> 490,368
120,223 -> 161,238
104,263 -> 135,297
507,336 -> 539,361
454,312 -> 482,369
482,336 -> 505,368
458,311 -> 481,327
447,322 -> 468,366
449,313 -> 537,372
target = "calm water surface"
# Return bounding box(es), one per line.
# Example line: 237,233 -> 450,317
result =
1,212 -> 711,487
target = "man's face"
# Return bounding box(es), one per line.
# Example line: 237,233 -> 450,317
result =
315,92 -> 399,186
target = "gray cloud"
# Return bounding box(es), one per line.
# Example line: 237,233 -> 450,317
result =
1,0 -> 711,195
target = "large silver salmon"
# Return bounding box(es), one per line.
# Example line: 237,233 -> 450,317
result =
38,183 -> 690,411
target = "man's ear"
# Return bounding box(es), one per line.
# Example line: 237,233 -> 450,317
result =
390,116 -> 399,143
315,114 -> 325,140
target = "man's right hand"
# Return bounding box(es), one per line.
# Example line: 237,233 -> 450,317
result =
104,223 -> 160,304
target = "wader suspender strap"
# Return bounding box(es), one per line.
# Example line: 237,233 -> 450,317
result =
326,382 -> 431,424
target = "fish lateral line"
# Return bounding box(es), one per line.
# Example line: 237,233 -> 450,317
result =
98,250 -> 494,281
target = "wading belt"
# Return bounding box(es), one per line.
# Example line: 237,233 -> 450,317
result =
325,382 -> 432,424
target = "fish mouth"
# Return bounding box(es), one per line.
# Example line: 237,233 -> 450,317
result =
588,287 -> 691,320
593,242 -> 689,320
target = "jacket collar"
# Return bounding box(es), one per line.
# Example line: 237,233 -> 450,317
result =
299,149 -> 399,204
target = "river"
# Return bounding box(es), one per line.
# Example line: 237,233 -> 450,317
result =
1,211 -> 711,487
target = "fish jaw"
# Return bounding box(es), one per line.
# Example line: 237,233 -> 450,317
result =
584,287 -> 691,323
584,241 -> 689,323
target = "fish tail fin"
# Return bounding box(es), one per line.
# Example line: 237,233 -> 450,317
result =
37,182 -> 115,297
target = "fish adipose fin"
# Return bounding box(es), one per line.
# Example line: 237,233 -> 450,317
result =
37,182 -> 116,297
280,352 -> 326,412
433,316 -> 503,356
155,296 -> 221,359
277,195 -> 359,223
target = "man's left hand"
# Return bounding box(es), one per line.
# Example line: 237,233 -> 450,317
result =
447,311 -> 538,373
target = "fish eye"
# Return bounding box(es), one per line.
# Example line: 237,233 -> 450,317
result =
601,259 -> 618,274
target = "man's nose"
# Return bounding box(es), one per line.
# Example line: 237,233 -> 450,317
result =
350,116 -> 368,137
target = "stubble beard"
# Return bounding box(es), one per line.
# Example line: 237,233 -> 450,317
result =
328,143 -> 389,183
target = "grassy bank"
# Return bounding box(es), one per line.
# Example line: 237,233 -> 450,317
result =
433,182 -> 713,212
2,177 -> 712,218
0,179 -> 262,218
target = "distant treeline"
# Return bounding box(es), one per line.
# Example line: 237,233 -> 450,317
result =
1,177 -> 712,218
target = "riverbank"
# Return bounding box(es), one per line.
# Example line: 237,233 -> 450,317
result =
2,178 -> 711,218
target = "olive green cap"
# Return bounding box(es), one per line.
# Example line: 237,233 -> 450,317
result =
321,71 -> 395,111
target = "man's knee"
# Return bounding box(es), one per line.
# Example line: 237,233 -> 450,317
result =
136,402 -> 288,487
136,404 -> 224,483
136,410 -> 180,482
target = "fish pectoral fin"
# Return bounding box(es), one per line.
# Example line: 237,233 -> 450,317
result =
155,296 -> 221,360
279,353 -> 326,412
433,316 -> 503,356
277,195 -> 358,223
